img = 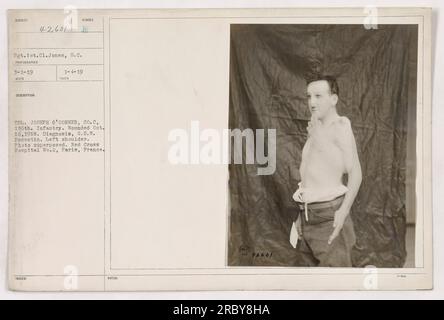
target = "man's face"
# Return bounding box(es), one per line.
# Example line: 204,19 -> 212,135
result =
306,80 -> 337,120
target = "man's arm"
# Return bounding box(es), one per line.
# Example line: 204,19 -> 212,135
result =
328,116 -> 362,245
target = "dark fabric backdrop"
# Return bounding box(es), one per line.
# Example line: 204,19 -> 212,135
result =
227,24 -> 418,268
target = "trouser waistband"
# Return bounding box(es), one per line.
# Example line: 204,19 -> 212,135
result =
296,194 -> 345,222
297,194 -> 345,211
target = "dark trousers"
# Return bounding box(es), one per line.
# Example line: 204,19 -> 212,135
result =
296,196 -> 356,267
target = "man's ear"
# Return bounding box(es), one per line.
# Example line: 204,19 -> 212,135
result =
331,94 -> 339,105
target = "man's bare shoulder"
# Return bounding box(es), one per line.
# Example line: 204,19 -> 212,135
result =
333,116 -> 352,131
332,116 -> 353,143
335,116 -> 351,126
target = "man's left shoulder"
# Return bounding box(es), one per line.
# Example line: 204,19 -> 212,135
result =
335,116 -> 351,126
332,116 -> 354,144
333,116 -> 352,132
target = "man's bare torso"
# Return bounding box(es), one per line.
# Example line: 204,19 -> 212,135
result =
299,116 -> 348,201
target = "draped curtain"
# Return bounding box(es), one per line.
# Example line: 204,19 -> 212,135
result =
228,24 -> 418,268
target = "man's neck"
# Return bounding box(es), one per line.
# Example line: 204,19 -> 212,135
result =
320,108 -> 339,127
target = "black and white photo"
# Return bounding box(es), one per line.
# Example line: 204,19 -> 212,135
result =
228,24 -> 419,268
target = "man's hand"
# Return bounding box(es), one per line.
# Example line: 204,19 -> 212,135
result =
307,114 -> 321,136
307,114 -> 325,146
328,208 -> 349,245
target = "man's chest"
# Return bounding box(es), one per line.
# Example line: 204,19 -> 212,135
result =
302,133 -> 341,159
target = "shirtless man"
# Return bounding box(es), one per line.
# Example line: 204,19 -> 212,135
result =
292,75 -> 362,267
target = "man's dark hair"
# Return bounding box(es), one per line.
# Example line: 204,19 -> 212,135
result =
305,74 -> 339,96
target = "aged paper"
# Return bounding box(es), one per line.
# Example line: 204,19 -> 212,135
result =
8,8 -> 432,291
